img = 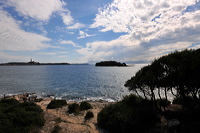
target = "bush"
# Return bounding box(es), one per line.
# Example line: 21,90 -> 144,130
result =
0,99 -> 20,113
172,96 -> 195,105
80,101 -> 92,111
47,99 -> 67,109
35,98 -> 43,102
157,98 -> 171,107
85,111 -> 94,120
0,98 -> 20,105
68,103 -> 80,114
121,94 -> 143,106
51,125 -> 62,133
172,97 -> 182,104
20,102 -> 43,113
54,117 -> 62,123
97,94 -> 159,133
172,96 -> 199,111
0,99 -> 45,133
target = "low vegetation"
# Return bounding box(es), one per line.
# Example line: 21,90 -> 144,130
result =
0,99 -> 45,133
51,125 -> 62,133
80,101 -> 92,111
97,95 -> 160,133
85,111 -> 94,120
156,98 -> 171,111
68,103 -> 80,114
67,101 -> 92,114
54,117 -> 62,123
47,99 -> 67,109
35,98 -> 43,102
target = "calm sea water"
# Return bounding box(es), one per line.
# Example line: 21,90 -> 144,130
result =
0,64 -> 146,101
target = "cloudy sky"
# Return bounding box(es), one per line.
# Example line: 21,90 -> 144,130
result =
0,0 -> 200,63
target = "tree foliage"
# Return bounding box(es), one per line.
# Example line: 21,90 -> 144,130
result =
47,99 -> 67,109
80,101 -> 92,111
97,94 -> 159,133
125,49 -> 200,110
95,61 -> 127,66
0,99 -> 45,133
85,111 -> 94,120
68,103 -> 80,114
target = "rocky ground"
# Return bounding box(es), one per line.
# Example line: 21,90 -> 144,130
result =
37,98 -> 112,133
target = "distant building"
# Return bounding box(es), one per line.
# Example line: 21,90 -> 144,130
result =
28,59 -> 40,65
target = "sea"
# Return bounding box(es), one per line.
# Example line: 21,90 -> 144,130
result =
0,64 -> 146,102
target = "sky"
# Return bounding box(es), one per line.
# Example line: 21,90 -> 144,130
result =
0,0 -> 200,64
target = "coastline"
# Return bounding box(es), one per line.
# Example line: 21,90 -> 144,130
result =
0,93 -> 117,103
1,93 -> 113,133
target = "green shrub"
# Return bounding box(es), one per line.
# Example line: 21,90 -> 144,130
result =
68,103 -> 80,114
51,125 -> 62,133
54,117 -> 62,123
0,98 -> 20,105
172,96 -> 195,105
121,94 -> 143,106
173,96 -> 199,110
0,99 -> 45,133
85,111 -> 94,120
20,102 -> 43,113
35,98 -> 43,102
0,99 -> 21,113
97,94 -> 159,133
47,99 -> 67,109
80,101 -> 92,111
173,97 -> 182,104
157,98 -> 171,107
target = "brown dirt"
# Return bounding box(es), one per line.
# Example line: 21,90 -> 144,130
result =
37,99 -> 112,133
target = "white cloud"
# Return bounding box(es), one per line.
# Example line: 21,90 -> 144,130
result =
0,52 -> 30,63
83,0 -> 200,63
4,0 -> 73,25
60,11 -> 74,25
40,52 -> 57,55
60,40 -> 82,48
6,0 -> 63,21
59,51 -> 68,54
77,35 -> 196,63
0,9 -> 52,51
58,55 -> 68,58
77,35 -> 138,62
77,30 -> 96,39
91,0 -> 197,34
67,23 -> 85,29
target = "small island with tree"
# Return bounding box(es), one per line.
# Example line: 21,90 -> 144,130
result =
95,61 -> 127,67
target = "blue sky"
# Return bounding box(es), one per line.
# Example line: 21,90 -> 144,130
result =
0,0 -> 200,63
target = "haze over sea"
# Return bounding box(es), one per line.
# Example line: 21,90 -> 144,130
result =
0,64 -> 145,101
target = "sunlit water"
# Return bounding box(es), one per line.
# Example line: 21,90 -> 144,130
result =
0,64 -> 146,101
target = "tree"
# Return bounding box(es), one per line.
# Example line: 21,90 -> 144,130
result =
95,61 -> 127,66
125,49 -> 200,111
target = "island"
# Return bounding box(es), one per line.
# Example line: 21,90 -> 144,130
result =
95,61 -> 127,66
0,59 -> 70,66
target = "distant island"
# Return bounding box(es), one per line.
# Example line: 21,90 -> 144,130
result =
95,61 -> 127,66
0,59 -> 70,66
